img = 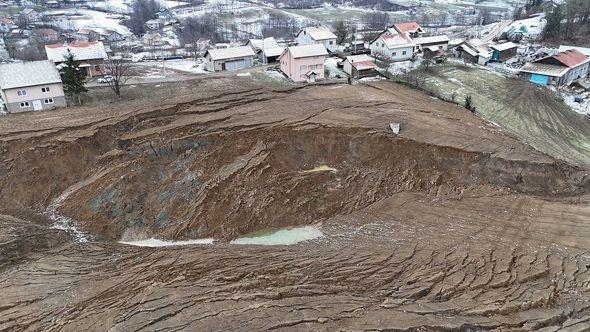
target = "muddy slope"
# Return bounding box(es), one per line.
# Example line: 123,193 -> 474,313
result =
1,79 -> 590,331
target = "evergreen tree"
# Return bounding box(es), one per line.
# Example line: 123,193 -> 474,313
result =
61,49 -> 87,105
543,5 -> 563,40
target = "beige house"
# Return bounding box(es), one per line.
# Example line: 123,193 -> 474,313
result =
45,41 -> 108,78
279,44 -> 328,83
0,61 -> 66,113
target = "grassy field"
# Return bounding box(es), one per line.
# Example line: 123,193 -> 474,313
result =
406,63 -> 590,168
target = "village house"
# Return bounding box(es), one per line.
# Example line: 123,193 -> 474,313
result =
490,42 -> 519,62
342,54 -> 378,79
76,28 -> 100,41
0,60 -> 66,113
369,32 -> 415,62
279,44 -> 328,83
142,31 -> 162,46
99,29 -> 124,43
391,22 -> 425,39
456,39 -> 492,65
145,19 -> 163,31
204,46 -> 255,72
0,18 -> 15,34
519,49 -> 590,87
246,37 -> 284,64
412,35 -> 450,53
34,28 -> 60,43
20,8 -> 41,23
296,26 -> 337,53
45,41 -> 108,78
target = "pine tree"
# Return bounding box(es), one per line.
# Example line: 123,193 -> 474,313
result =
61,49 -> 87,105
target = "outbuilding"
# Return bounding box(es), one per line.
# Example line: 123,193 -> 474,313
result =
413,35 -> 450,53
279,44 -> 328,83
204,46 -> 255,72
0,60 -> 66,113
342,54 -> 378,78
490,42 -> 519,62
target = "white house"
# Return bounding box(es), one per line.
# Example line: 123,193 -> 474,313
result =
370,33 -> 415,62
204,46 -> 255,72
0,60 -> 66,113
296,27 -> 337,53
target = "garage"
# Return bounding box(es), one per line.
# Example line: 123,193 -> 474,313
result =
204,46 -> 255,72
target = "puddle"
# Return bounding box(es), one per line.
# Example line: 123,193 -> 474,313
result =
231,226 -> 323,245
119,238 -> 214,247
299,165 -> 337,174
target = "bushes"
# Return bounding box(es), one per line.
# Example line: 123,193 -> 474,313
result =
465,95 -> 476,113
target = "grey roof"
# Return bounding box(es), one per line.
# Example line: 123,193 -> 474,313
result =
45,41 -> 107,63
205,46 -> 255,61
0,60 -> 62,90
299,26 -> 337,41
285,44 -> 328,58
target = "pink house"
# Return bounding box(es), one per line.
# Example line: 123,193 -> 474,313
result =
279,44 -> 328,83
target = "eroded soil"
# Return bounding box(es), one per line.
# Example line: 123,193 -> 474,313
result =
1,78 -> 590,331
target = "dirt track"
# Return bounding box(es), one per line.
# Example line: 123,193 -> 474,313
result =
1,78 -> 590,331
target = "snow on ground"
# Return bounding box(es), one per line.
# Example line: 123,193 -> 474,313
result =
325,57 -> 346,78
46,8 -> 131,35
88,0 -> 131,14
503,15 -> 546,38
120,238 -> 214,247
562,92 -> 590,116
134,59 -> 207,74
386,60 -> 421,75
264,69 -> 287,81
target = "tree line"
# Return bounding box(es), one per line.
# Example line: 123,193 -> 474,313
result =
543,0 -> 590,41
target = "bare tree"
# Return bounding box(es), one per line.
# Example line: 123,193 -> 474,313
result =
100,56 -> 132,98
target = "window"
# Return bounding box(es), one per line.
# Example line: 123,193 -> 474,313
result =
392,52 -> 397,56
311,64 -> 318,70
17,89 -> 27,96
94,65 -> 100,71
41,87 -> 50,93
300,64 -> 307,73
329,40 -> 333,45
402,50 -> 407,55
19,101 -> 29,108
44,98 -> 54,104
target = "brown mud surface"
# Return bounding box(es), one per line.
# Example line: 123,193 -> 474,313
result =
1,78 -> 590,331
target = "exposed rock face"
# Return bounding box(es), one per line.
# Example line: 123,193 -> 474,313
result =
0,79 -> 589,331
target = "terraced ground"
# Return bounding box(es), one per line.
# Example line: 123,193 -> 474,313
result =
411,63 -> 590,168
1,78 -> 590,331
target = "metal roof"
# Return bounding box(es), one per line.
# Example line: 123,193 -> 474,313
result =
45,41 -> 107,62
247,37 -> 280,51
558,45 -> 590,57
205,46 -> 255,61
519,62 -> 569,77
285,44 -> 328,59
490,42 -> 519,52
393,22 -> 423,33
299,26 -> 337,41
413,35 -> 450,45
0,60 -> 62,90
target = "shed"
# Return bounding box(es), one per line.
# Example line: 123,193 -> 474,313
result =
204,46 -> 255,72
490,42 -> 518,62
342,54 -> 377,78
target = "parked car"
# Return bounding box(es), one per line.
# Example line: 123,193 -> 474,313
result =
97,75 -> 114,83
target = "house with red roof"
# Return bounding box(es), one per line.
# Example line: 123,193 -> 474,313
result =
391,22 -> 425,38
519,49 -> 589,87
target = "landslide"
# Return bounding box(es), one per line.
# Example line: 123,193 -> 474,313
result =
0,80 -> 587,242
